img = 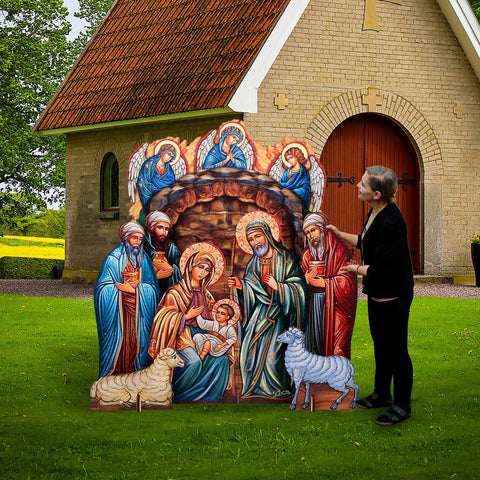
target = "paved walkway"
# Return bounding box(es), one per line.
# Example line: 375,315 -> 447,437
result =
0,279 -> 479,300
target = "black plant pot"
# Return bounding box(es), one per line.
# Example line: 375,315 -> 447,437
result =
471,243 -> 480,287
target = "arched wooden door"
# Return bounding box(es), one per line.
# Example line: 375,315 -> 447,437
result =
320,114 -> 420,273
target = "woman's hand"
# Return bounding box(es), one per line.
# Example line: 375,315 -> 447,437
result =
185,305 -> 204,320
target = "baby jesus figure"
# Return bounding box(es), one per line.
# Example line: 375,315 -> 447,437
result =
193,299 -> 241,360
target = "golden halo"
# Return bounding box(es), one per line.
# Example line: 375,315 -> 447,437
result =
218,121 -> 246,147
235,211 -> 281,255
212,299 -> 242,325
179,242 -> 225,286
281,142 -> 310,170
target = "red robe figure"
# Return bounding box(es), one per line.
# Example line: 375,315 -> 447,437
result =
301,213 -> 357,358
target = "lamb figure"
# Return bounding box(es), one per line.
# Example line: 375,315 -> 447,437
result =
90,347 -> 184,408
277,327 -> 359,410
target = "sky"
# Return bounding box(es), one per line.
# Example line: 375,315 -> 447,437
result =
63,0 -> 87,40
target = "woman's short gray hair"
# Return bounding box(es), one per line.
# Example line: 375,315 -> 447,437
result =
366,166 -> 398,204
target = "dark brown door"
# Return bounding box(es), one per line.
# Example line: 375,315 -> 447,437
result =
320,114 -> 420,273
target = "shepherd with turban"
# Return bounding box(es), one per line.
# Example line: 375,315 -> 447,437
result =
94,221 -> 161,378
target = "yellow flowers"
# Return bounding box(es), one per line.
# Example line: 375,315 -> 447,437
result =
0,236 -> 65,260
472,234 -> 480,244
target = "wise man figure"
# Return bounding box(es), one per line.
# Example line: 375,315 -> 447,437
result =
301,213 -> 357,358
227,215 -> 307,400
94,222 -> 161,378
144,211 -> 181,298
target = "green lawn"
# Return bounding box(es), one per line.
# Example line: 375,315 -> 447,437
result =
0,294 -> 478,479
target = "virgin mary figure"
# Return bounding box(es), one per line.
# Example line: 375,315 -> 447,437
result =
148,243 -> 230,401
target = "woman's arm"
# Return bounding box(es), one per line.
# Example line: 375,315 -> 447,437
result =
326,225 -> 359,248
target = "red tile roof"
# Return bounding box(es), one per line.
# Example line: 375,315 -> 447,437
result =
34,0 -> 289,132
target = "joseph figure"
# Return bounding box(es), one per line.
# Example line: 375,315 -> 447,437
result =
227,217 -> 307,400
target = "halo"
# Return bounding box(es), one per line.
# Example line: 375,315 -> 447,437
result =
235,211 -> 281,255
218,121 -> 246,147
212,299 -> 241,325
281,142 -> 310,170
179,242 -> 225,286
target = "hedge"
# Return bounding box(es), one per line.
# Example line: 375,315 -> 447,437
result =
0,257 -> 65,279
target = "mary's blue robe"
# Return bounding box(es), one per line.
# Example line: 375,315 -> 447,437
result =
94,244 -> 161,378
280,164 -> 312,207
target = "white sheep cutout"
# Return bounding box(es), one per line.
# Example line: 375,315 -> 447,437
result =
277,327 -> 359,410
90,347 -> 184,409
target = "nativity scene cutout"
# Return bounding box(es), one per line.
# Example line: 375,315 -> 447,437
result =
90,120 -> 359,411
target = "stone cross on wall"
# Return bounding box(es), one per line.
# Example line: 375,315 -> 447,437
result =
362,87 -> 383,112
274,93 -> 289,110
363,0 -> 402,31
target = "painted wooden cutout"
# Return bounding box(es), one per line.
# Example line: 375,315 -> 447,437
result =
93,120 -> 358,409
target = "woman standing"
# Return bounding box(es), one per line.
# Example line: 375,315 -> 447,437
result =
328,166 -> 414,426
148,243 -> 230,401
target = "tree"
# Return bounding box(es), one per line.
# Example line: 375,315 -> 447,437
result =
0,0 -> 76,207
471,1 -> 480,20
70,0 -> 114,58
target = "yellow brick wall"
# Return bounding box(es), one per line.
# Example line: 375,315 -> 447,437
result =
245,0 -> 480,277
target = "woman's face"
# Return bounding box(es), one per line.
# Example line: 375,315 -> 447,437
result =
286,154 -> 298,167
357,172 -> 378,204
191,261 -> 212,282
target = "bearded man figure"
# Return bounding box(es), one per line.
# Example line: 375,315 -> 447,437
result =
301,213 -> 357,358
144,211 -> 181,298
94,222 -> 161,378
227,215 -> 307,400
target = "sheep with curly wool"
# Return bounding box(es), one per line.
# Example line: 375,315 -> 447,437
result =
277,327 -> 359,410
90,347 -> 184,408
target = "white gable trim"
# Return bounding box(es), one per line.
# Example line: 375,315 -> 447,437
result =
228,0 -> 480,114
228,0 -> 311,113
437,0 -> 480,81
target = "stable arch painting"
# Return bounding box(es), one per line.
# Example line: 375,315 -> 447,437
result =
91,120 -> 359,410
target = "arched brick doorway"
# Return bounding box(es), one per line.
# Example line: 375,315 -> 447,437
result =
148,169 -> 306,298
320,114 -> 420,273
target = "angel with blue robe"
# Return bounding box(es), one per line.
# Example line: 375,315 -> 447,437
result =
279,146 -> 312,207
203,130 -> 247,169
136,148 -> 177,210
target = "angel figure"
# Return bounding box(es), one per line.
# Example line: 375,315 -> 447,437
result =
128,139 -> 187,213
268,141 -> 326,212
195,120 -> 255,170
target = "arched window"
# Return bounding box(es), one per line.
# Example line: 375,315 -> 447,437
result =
101,153 -> 119,211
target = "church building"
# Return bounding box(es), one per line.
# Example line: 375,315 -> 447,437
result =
33,0 -> 480,283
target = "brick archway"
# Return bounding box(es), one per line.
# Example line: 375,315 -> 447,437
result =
148,169 -> 306,297
304,88 -> 442,175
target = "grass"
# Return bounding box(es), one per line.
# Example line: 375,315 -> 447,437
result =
0,294 -> 479,479
0,236 -> 65,260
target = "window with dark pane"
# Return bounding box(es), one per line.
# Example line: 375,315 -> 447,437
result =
101,153 -> 119,210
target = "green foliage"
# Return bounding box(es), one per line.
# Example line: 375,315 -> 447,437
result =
471,1 -> 480,19
0,193 -> 65,236
0,256 -> 64,278
0,296 -> 478,479
0,0 -> 72,205
70,0 -> 114,59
